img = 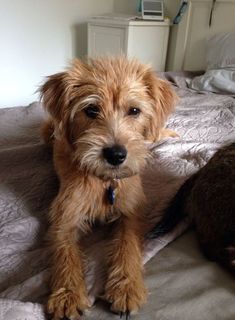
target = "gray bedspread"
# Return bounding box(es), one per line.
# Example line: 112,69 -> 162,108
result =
0,72 -> 235,320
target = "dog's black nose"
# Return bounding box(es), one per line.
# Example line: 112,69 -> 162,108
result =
103,145 -> 127,166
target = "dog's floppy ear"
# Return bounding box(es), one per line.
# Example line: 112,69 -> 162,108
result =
40,72 -> 69,122
40,59 -> 90,142
143,70 -> 177,142
40,59 -> 90,120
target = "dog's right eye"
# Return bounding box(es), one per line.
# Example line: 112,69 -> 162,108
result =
84,105 -> 100,119
128,107 -> 141,116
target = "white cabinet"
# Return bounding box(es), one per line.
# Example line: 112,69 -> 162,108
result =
88,18 -> 170,72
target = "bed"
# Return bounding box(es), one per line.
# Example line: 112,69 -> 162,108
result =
0,70 -> 235,320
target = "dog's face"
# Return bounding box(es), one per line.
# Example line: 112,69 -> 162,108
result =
41,57 -> 176,180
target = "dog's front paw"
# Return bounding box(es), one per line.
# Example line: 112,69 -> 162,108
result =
105,278 -> 147,317
47,288 -> 90,320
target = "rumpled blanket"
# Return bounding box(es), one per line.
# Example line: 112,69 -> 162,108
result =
0,72 -> 235,320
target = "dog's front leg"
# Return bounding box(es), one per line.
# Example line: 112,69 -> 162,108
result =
46,190 -> 90,320
104,217 -> 147,316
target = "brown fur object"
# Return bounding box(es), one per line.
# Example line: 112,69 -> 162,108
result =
148,143 -> 235,274
40,56 -> 177,320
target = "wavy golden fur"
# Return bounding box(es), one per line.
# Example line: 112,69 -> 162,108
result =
40,56 -> 177,320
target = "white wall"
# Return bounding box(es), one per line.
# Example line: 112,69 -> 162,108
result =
0,0 -> 180,108
0,0 -> 114,108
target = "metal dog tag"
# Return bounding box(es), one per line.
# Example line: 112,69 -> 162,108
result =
107,186 -> 115,205
106,179 -> 118,205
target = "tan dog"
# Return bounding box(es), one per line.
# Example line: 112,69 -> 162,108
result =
40,56 -> 177,320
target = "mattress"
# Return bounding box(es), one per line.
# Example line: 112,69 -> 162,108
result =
0,72 -> 235,320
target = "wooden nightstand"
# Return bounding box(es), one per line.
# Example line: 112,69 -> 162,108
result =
88,17 -> 170,72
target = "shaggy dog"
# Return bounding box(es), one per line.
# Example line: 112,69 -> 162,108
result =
148,143 -> 235,274
40,56 -> 177,320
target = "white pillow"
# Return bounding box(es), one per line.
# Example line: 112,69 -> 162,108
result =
206,33 -> 235,70
189,68 -> 235,95
188,33 -> 235,94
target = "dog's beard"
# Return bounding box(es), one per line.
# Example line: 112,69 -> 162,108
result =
73,134 -> 148,180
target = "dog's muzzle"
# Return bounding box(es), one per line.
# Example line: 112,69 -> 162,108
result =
102,145 -> 127,166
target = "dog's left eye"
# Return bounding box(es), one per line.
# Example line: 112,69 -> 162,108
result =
84,104 -> 100,119
128,107 -> 141,116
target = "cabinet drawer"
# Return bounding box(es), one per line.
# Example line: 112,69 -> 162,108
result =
88,25 -> 127,57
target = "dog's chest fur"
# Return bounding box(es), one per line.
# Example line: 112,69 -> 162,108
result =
53,140 -> 145,226
75,174 -> 145,225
